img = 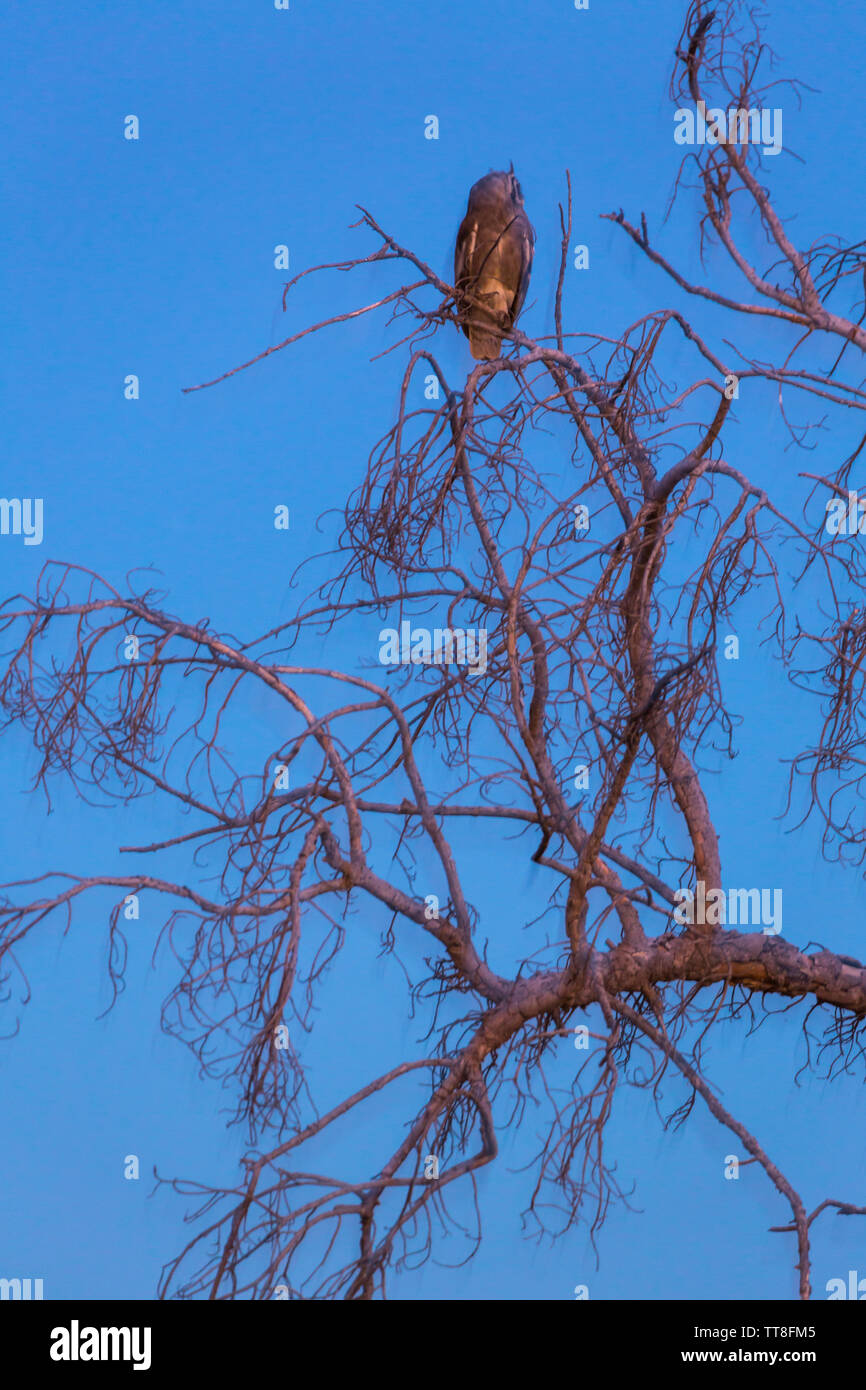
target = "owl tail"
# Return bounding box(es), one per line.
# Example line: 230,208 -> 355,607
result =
468,325 -> 503,360
466,282 -> 510,361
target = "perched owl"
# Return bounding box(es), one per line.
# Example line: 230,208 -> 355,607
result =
454,167 -> 535,360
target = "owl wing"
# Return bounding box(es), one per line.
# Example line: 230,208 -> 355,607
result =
509,212 -> 535,324
454,214 -> 478,292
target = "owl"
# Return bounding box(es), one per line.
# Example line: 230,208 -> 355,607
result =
454,167 -> 535,360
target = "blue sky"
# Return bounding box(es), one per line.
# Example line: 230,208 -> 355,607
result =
2,0 -> 866,1300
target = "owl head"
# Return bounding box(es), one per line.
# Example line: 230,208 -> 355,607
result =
506,162 -> 524,206
474,166 -> 524,207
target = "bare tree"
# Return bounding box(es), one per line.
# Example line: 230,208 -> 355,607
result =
2,0 -> 866,1300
